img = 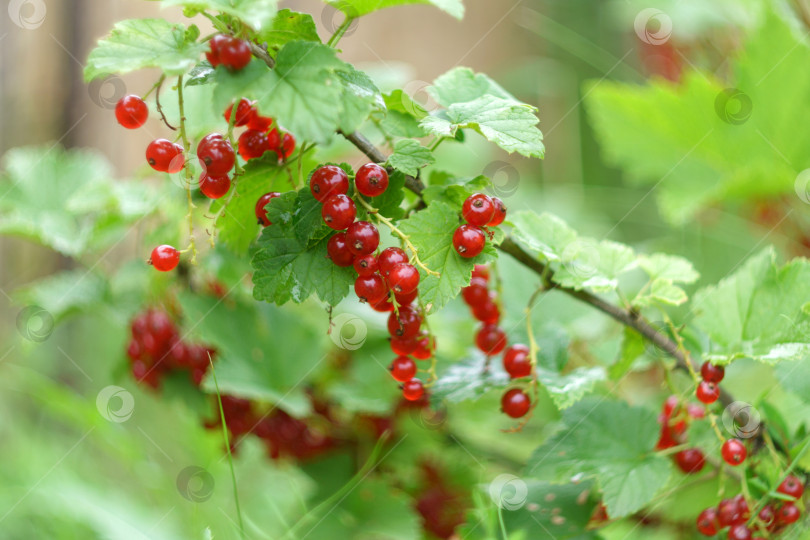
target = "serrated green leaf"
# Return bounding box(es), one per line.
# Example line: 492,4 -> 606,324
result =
336,66 -> 385,134
693,248 -> 810,365
501,481 -> 598,540
387,139 -> 435,176
509,211 -> 577,262
428,66 -> 515,107
610,327 -> 646,379
163,0 -> 278,30
258,8 -> 320,49
397,201 -> 495,313
633,253 -> 699,307
84,19 -> 207,80
553,239 -> 636,292
185,61 -> 216,86
324,0 -> 463,19
431,355 -> 510,403
537,366 -> 605,410
421,175 -> 489,207
371,170 -> 407,220
526,399 -> 672,518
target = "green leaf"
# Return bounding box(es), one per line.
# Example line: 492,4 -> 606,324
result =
501,481 -> 598,540
162,0 -> 278,30
0,146 -> 154,256
251,191 -> 355,305
775,358 -> 810,405
509,211 -> 577,263
324,0 -> 463,19
371,170 -> 407,220
336,67 -> 385,134
537,366 -> 605,410
526,399 -> 672,518
185,61 -> 216,86
633,254 -> 700,307
13,270 -> 108,323
387,139 -> 435,176
421,175 -> 489,207
421,95 -> 544,158
428,66 -> 515,107
257,8 -> 320,49
610,327 -> 646,379
692,248 -> 810,365
431,355 -> 509,403
84,18 -> 207,80
397,201 -> 496,313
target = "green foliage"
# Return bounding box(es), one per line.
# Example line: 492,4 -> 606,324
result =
323,0 -> 464,19
386,139 -> 435,176
502,481 -> 598,539
84,19 -> 207,80
163,0 -> 278,30
257,8 -> 321,49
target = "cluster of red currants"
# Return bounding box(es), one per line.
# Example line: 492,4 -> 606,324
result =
460,265 -> 531,419
696,475 -> 804,539
229,97 -> 296,164
126,308 -> 214,388
206,34 -> 251,71
696,360 -> 725,404
453,193 -> 506,258
655,395 -> 707,473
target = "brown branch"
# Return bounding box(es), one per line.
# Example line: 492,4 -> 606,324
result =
248,41 -> 275,68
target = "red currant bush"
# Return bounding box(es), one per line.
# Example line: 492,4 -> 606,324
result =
115,95 -> 148,129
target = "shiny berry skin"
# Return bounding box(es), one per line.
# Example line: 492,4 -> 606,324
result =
310,166 -> 349,202
219,37 -> 251,70
696,380 -> 720,404
413,336 -> 433,360
345,221 -> 379,255
206,34 -> 228,66
378,247 -> 408,276
389,356 -> 417,382
777,475 -> 804,499
197,136 -> 235,175
371,296 -> 394,312
471,298 -> 500,324
199,173 -> 231,199
777,502 -> 800,525
327,233 -> 355,267
387,263 -> 420,295
248,114 -> 274,131
387,305 -> 421,339
717,498 -> 743,527
453,225 -> 486,258
721,439 -> 747,466
501,388 -> 531,418
402,378 -> 425,401
237,129 -> 268,160
146,139 -> 182,172
353,254 -> 378,276
322,194 -> 357,230
354,274 -> 387,304
696,507 -> 719,536
475,324 -> 507,356
462,277 -> 489,305
462,193 -> 496,226
700,361 -> 725,383
472,264 -> 490,281
224,98 -> 255,127
115,95 -> 148,129
488,197 -> 507,226
277,133 -> 295,160
355,163 -> 389,197
674,448 -> 705,474
197,132 -> 223,153
255,192 -> 280,226
503,344 -> 531,378
150,245 -> 180,272
394,289 -> 418,305
727,525 -> 752,540
390,335 -> 418,355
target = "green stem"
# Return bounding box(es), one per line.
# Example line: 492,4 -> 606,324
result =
176,75 -> 197,264
497,505 -> 508,540
327,16 -> 355,48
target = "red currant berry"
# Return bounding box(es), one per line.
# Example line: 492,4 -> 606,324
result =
777,475 -> 804,499
472,264 -> 490,281
353,254 -> 378,276
721,439 -> 747,466
717,498 -> 743,527
687,403 -> 706,419
727,525 -> 752,540
354,274 -> 387,304
402,378 -> 425,401
777,503 -> 800,525
326,232 -> 355,267
696,380 -> 720,404
277,133 -> 295,160
696,507 -> 719,536
224,98 -> 255,126
475,324 -> 507,356
503,344 -> 531,378
345,221 -> 380,255
387,263 -> 420,295
394,289 -> 419,305
150,245 -> 180,272
390,335 -> 418,355
199,173 -> 231,199
700,361 -> 725,383
219,36 -> 251,70
461,277 -> 489,306
675,448 -> 705,474
322,194 -> 357,230
662,395 -> 679,417
387,305 -> 421,339
310,165 -> 349,202
197,136 -> 235,175
378,247 -> 408,276
206,34 -> 228,66
237,129 -> 268,160
266,128 -> 280,150
355,163 -> 389,197
248,114 -> 274,132
471,298 -> 500,324
758,505 -> 776,529
389,356 -> 417,382
453,224 -> 486,258
462,193 -> 495,226
501,388 -> 531,418
197,133 -> 223,153
371,296 -> 394,312
115,95 -> 148,129
255,192 -> 280,226
146,139 -> 182,172
413,336 -> 433,360
488,197 -> 507,226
